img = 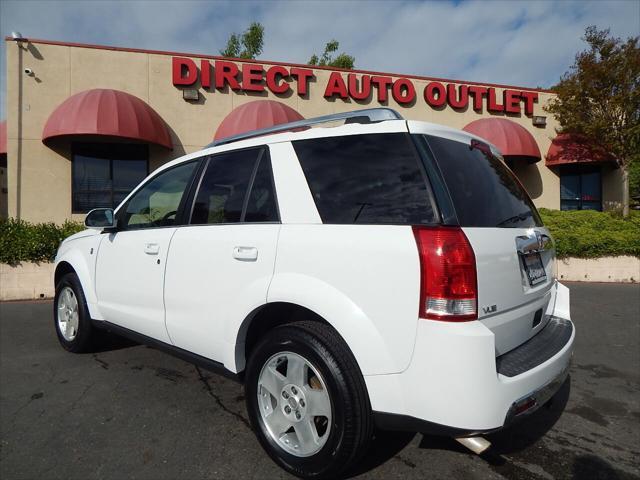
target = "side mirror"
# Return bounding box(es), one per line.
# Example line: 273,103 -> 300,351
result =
85,208 -> 116,230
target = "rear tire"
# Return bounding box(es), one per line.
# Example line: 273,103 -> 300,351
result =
53,272 -> 97,353
245,321 -> 373,479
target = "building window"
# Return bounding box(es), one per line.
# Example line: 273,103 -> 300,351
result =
560,166 -> 602,211
72,143 -> 148,213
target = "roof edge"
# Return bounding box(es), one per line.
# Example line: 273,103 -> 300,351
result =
4,37 -> 555,94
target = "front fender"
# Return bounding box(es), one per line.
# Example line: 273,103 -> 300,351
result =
55,237 -> 104,320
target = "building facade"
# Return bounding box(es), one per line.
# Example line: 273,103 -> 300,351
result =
2,37 -> 624,224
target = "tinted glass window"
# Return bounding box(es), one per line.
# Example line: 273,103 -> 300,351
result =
120,161 -> 197,230
190,149 -> 264,224
244,155 -> 279,222
293,133 -> 437,224
425,135 -> 542,228
560,166 -> 601,211
72,143 -> 147,213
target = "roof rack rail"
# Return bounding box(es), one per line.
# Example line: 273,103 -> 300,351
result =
208,107 -> 404,147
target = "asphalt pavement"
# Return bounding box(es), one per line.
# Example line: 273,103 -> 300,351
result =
0,282 -> 639,479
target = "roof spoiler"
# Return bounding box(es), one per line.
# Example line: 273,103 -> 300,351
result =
208,107 -> 404,147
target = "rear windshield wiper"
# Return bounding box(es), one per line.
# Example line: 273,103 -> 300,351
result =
353,203 -> 372,223
496,210 -> 532,227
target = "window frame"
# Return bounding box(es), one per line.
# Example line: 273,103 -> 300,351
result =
114,158 -> 203,232
185,145 -> 281,226
71,142 -> 149,214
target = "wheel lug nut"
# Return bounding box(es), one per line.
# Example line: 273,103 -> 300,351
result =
295,411 -> 301,420
300,399 -> 305,407
291,386 -> 297,395
284,406 -> 291,414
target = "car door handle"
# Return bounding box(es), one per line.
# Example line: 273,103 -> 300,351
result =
233,246 -> 258,262
144,243 -> 160,255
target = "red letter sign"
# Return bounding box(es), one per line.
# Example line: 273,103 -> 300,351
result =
447,84 -> 469,109
348,74 -> 371,100
214,60 -> 241,90
266,66 -> 291,94
172,57 -> 197,86
424,82 -> 447,108
324,72 -> 349,98
468,86 -> 488,111
242,64 -> 264,92
520,91 -> 538,115
291,68 -> 314,96
392,78 -> 415,104
371,76 -> 392,102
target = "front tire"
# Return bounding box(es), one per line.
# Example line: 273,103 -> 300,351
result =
245,321 -> 373,479
54,272 -> 96,353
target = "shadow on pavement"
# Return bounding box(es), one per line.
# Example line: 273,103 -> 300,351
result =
486,376 -> 571,455
344,430 -> 416,478
91,331 -> 139,353
573,454 -> 622,480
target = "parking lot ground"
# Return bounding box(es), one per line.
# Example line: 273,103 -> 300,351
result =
1,282 -> 639,480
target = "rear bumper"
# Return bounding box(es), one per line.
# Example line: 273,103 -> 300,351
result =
372,357 -> 570,437
365,282 -> 574,434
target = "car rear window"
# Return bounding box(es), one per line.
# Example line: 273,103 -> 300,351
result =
292,133 -> 437,225
425,135 -> 542,228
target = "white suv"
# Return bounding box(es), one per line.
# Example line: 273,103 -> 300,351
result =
54,108 -> 574,478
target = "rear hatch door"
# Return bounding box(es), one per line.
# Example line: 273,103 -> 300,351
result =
416,127 -> 556,356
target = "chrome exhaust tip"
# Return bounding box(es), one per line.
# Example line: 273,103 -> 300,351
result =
455,436 -> 492,455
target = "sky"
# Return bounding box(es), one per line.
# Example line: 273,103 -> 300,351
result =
0,0 -> 638,118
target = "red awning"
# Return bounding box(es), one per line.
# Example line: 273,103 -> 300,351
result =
463,118 -> 541,163
43,89 -> 172,149
214,100 -> 304,141
546,133 -> 617,167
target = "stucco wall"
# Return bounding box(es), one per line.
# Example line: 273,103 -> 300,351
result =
3,39 -> 608,223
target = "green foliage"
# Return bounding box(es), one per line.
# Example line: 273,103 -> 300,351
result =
629,152 -> 640,207
308,40 -> 355,69
539,208 -> 640,258
0,218 -> 85,265
220,22 -> 264,59
545,26 -> 640,169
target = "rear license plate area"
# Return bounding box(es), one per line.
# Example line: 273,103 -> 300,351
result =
522,252 -> 546,287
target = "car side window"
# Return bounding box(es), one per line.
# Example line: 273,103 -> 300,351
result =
190,148 -> 278,224
119,161 -> 197,230
244,154 -> 279,222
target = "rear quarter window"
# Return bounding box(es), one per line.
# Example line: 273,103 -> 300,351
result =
425,135 -> 542,228
292,133 -> 438,225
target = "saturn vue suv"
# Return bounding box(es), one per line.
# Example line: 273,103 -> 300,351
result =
53,108 -> 574,479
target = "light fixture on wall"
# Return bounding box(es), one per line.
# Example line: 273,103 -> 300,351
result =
11,31 -> 27,42
532,116 -> 547,127
182,89 -> 199,101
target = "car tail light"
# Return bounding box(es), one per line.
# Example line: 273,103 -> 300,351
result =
412,226 -> 477,321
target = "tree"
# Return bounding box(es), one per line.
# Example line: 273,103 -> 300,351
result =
309,40 -> 355,69
545,26 -> 640,214
220,22 -> 264,59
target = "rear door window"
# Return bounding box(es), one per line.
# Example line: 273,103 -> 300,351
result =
425,135 -> 542,228
292,133 -> 437,224
190,148 -> 278,224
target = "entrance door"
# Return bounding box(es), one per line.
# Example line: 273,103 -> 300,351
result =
164,147 -> 280,364
95,160 -> 198,342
